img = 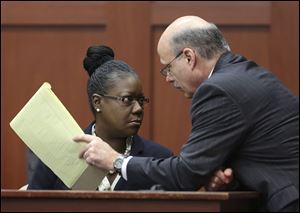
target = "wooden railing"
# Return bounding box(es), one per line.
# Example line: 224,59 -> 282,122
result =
1,190 -> 260,212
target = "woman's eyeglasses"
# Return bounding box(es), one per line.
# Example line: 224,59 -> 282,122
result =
99,94 -> 149,107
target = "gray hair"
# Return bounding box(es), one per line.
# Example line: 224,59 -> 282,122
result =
171,23 -> 230,59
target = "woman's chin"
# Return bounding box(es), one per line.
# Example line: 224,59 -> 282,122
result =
126,126 -> 140,136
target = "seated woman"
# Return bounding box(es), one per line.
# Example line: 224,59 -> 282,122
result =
28,45 -> 173,191
28,45 -> 232,191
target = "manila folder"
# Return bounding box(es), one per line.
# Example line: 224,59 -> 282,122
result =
10,82 -> 106,190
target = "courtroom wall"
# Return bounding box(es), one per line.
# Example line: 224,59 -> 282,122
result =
1,1 -> 298,189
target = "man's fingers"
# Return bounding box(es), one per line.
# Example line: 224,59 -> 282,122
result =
213,176 -> 222,185
206,168 -> 234,191
215,170 -> 228,183
224,168 -> 233,182
216,168 -> 233,184
79,144 -> 90,158
79,147 -> 86,158
224,168 -> 233,177
73,134 -> 95,143
73,134 -> 95,158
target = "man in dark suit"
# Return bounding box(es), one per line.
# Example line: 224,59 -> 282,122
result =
74,16 -> 299,211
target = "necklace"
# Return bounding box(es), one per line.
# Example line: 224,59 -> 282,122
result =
92,124 -> 132,190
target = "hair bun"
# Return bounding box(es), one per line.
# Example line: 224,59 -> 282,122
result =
83,45 -> 115,77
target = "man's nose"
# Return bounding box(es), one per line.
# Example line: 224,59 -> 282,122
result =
166,74 -> 174,83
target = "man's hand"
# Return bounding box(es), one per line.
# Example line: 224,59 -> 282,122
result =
73,134 -> 120,171
204,168 -> 233,191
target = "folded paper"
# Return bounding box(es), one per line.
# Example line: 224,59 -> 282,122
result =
10,82 -> 106,190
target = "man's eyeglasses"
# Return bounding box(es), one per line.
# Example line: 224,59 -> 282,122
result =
99,94 -> 150,107
160,51 -> 183,77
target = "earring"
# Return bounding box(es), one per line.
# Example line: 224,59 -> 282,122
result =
96,108 -> 101,112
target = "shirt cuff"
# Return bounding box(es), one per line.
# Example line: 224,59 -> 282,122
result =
121,156 -> 132,181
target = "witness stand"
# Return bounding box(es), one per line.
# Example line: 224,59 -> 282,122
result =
1,189 -> 260,212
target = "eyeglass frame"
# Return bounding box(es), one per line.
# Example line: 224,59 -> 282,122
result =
160,51 -> 183,77
99,94 -> 150,108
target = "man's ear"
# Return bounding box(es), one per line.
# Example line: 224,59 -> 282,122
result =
92,93 -> 102,111
183,48 -> 197,69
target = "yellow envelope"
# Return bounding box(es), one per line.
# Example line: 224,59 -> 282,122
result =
10,82 -> 106,190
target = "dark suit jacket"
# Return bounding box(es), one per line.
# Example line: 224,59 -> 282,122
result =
27,122 -> 173,190
126,52 -> 299,211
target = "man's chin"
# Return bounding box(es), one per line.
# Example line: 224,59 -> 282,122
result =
174,86 -> 192,98
183,92 -> 193,99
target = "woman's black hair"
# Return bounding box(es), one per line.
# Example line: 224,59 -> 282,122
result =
83,45 -> 138,114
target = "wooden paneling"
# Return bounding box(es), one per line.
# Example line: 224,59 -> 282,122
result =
1,1 -> 298,189
151,1 -> 271,26
221,26 -> 270,69
1,1 -> 108,25
270,1 -> 299,95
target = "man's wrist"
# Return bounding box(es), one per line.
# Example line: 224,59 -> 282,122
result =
113,154 -> 126,174
121,156 -> 132,180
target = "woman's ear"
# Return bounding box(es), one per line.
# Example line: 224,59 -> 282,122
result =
92,93 -> 102,112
